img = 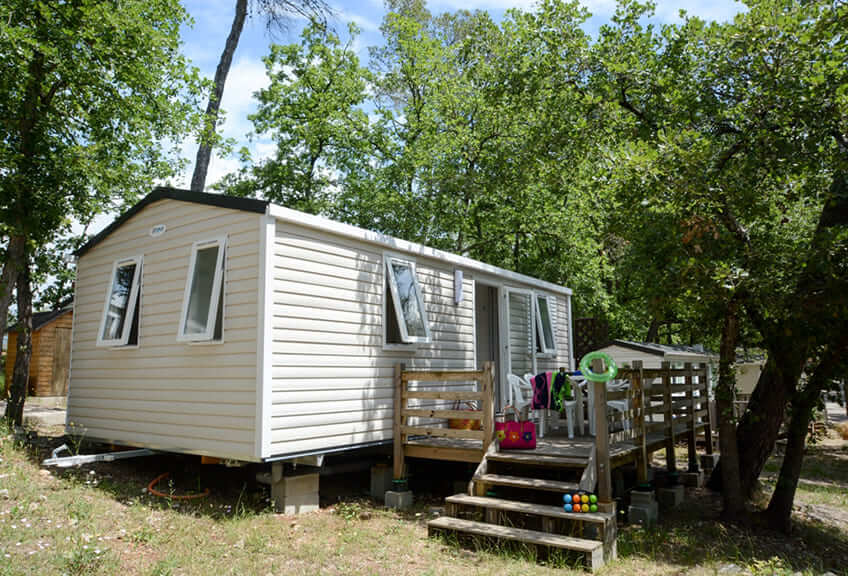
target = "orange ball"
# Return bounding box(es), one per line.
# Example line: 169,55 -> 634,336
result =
573,503 -> 582,512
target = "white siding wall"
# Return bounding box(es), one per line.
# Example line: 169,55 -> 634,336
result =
68,200 -> 261,461
506,290 -> 571,377
268,221 -> 476,457
507,291 -> 533,377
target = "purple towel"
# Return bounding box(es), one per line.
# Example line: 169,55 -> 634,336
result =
532,372 -> 552,409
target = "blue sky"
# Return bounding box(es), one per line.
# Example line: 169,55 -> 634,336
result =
173,0 -> 745,188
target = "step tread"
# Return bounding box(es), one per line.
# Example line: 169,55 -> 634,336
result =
428,516 -> 602,553
474,473 -> 579,492
445,494 -> 610,525
488,452 -> 588,468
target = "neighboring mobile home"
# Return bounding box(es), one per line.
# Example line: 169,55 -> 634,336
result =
67,188 -> 574,463
5,305 -> 73,398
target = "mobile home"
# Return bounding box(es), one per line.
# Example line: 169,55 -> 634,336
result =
67,187 -> 574,463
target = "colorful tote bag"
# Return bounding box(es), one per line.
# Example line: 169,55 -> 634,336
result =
495,406 -> 537,450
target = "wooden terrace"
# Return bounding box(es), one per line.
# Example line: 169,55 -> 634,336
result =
392,360 -> 715,571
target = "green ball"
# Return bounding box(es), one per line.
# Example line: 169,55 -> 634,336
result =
590,504 -> 598,512
589,494 -> 597,503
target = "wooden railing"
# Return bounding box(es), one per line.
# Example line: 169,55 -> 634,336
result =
393,362 -> 495,480
609,360 -> 713,482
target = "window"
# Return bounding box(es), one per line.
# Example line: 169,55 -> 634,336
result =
97,256 -> 142,347
535,294 -> 557,354
384,256 -> 431,345
178,237 -> 226,342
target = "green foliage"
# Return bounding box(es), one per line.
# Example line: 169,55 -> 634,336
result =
0,0 -> 205,297
218,0 -> 847,373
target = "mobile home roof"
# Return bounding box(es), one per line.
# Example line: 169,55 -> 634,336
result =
76,187 -> 573,296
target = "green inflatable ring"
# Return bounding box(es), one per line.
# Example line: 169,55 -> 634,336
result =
579,351 -> 618,383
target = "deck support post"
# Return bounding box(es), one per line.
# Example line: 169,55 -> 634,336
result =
393,363 -> 407,481
481,361 -> 495,454
685,363 -> 699,472
703,363 -> 714,455
592,358 -> 613,511
631,361 -> 649,484
661,361 -> 676,475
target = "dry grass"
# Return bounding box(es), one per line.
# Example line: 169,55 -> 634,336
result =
836,421 -> 848,441
1,422 -> 847,576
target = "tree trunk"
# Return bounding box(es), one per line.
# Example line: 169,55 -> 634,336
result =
0,235 -> 26,350
764,387 -> 813,533
765,338 -> 847,532
4,263 -> 32,428
190,0 -> 248,192
716,297 -> 745,520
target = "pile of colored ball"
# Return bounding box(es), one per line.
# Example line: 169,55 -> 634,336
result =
563,492 -> 598,513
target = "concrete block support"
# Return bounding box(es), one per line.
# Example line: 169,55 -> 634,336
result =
680,471 -> 703,487
657,484 -> 685,509
370,463 -> 393,502
271,463 -> 319,515
628,489 -> 658,527
700,453 -> 720,472
385,490 -> 413,510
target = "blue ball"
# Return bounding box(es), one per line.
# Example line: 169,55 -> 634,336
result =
564,504 -> 573,512
563,494 -> 572,503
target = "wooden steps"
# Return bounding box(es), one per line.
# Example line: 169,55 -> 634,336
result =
473,473 -> 579,493
445,494 -> 609,526
488,451 -> 588,468
429,516 -> 604,571
428,445 -> 615,572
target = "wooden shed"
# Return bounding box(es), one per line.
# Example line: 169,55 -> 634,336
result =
593,339 -> 716,369
66,187 -> 575,463
4,306 -> 73,398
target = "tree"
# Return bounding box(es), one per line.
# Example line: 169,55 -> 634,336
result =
189,0 -> 330,193
222,21 -> 371,214
592,0 -> 848,525
0,0 -> 204,426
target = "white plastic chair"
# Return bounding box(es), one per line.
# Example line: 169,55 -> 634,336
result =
506,373 -> 533,417
584,378 -> 631,436
523,372 -> 546,438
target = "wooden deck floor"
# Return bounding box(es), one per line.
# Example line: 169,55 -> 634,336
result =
404,424 -> 704,467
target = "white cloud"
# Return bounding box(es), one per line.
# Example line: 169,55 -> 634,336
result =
218,57 -> 271,142
333,7 -> 380,32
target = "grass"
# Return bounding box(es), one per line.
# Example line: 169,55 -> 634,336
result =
1,421 -> 847,575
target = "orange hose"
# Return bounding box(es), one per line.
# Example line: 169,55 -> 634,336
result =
147,472 -> 210,500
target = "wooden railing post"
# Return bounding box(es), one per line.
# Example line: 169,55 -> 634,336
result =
592,358 -> 612,509
686,362 -> 698,472
481,361 -> 495,453
662,361 -> 676,474
393,363 -> 406,480
632,360 -> 649,484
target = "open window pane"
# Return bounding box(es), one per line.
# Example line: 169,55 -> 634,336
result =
535,295 -> 556,354
98,257 -> 141,347
385,257 -> 430,344
179,238 -> 225,342
183,245 -> 219,335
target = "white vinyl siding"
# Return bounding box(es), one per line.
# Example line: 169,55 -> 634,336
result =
268,221 -> 475,457
507,291 -> 533,377
67,199 -> 261,461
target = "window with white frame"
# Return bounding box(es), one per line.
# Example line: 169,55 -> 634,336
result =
178,237 -> 226,342
535,294 -> 557,354
97,256 -> 142,347
384,256 -> 431,345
